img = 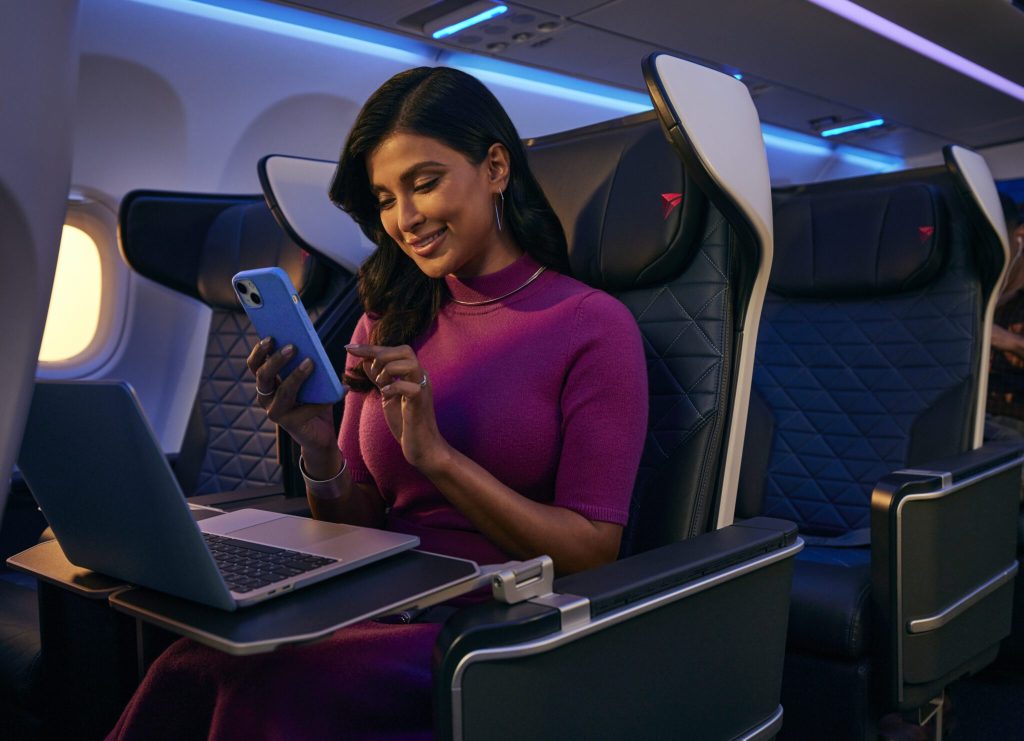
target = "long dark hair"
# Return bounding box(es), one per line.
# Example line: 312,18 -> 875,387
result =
329,67 -> 568,391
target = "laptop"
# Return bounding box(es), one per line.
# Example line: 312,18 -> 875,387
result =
17,380 -> 418,610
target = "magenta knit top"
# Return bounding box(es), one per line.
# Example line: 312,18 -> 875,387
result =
339,252 -> 648,565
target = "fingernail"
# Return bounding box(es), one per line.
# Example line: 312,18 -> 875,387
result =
283,345 -> 295,357
260,337 -> 271,347
300,358 -> 313,370
344,344 -> 360,350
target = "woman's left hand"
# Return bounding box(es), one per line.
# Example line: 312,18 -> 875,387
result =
345,343 -> 450,473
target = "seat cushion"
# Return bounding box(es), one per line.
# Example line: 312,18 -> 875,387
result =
787,548 -> 871,660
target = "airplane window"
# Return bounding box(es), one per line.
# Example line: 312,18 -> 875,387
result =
38,224 -> 103,362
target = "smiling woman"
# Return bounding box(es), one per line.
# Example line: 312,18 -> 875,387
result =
329,66 -> 570,374
367,133 -> 521,279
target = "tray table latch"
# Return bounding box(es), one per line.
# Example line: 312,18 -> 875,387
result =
490,556 -> 554,604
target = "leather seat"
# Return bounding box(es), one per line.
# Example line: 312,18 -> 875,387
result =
738,149 -> 1021,739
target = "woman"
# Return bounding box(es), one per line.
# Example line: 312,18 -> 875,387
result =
109,66 -> 647,740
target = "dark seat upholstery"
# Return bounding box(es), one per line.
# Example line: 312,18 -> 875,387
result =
527,112 -> 746,550
119,191 -> 347,498
738,149 -> 1021,739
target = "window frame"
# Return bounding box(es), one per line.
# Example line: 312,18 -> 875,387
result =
37,190 -> 128,377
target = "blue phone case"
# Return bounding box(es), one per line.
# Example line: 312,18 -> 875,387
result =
231,267 -> 345,405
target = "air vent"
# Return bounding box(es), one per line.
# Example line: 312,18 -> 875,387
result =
398,1 -> 566,54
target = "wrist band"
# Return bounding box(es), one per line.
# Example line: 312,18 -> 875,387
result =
299,455 -> 347,499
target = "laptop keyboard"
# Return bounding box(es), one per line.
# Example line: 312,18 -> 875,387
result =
202,533 -> 339,593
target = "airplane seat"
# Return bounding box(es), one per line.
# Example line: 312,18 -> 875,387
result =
118,191 -> 349,505
737,148 -> 1022,740
525,112 -> 728,551
433,54 -> 803,739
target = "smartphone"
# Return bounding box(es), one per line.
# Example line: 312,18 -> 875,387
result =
232,267 -> 344,405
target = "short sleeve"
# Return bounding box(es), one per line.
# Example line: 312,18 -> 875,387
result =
337,313 -> 374,484
553,292 -> 647,525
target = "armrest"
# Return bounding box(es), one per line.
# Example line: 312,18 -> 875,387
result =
871,442 -> 1023,709
433,518 -> 801,741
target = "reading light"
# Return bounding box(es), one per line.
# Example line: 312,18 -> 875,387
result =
819,118 -> 885,137
426,3 -> 509,40
806,0 -> 1024,102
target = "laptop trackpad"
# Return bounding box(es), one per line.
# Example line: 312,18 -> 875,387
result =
224,518 -> 359,550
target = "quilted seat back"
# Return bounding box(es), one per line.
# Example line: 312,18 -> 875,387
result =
527,112 -> 765,553
739,171 -> 1001,537
119,192 -> 342,496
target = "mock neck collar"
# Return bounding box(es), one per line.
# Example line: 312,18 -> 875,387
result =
444,252 -> 542,305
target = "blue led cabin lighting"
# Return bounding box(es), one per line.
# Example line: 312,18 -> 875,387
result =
134,0 -> 904,174
432,5 -> 509,39
761,124 -> 902,172
820,118 -> 885,137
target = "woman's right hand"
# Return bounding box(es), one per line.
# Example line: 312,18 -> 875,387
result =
246,337 -> 337,454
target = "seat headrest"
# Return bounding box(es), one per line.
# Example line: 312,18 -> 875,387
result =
771,183 -> 945,297
526,115 -> 706,292
198,202 -> 317,310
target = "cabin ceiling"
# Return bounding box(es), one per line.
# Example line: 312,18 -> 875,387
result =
276,0 -> 1024,160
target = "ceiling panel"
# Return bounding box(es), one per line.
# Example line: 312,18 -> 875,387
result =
287,0 -> 427,25
572,0 -> 1024,141
515,0 -> 612,16
838,127 -> 951,162
273,0 -> 1024,156
492,22 -> 656,90
853,0 -> 1024,84
947,113 -> 1024,149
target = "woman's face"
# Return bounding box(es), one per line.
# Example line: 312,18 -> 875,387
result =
367,132 -> 519,279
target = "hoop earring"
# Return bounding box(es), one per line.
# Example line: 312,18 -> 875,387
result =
494,190 -> 505,232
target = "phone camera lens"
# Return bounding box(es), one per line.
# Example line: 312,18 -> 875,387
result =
236,282 -> 248,295
251,292 -> 262,306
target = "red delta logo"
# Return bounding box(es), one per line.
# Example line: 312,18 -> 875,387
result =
918,226 -> 935,243
661,193 -> 683,220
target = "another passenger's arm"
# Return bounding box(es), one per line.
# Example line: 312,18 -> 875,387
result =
991,324 -> 1024,358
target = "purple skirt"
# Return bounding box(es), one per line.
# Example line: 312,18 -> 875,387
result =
107,620 -> 442,740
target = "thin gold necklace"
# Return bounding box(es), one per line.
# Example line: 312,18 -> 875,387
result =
449,266 -> 547,306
